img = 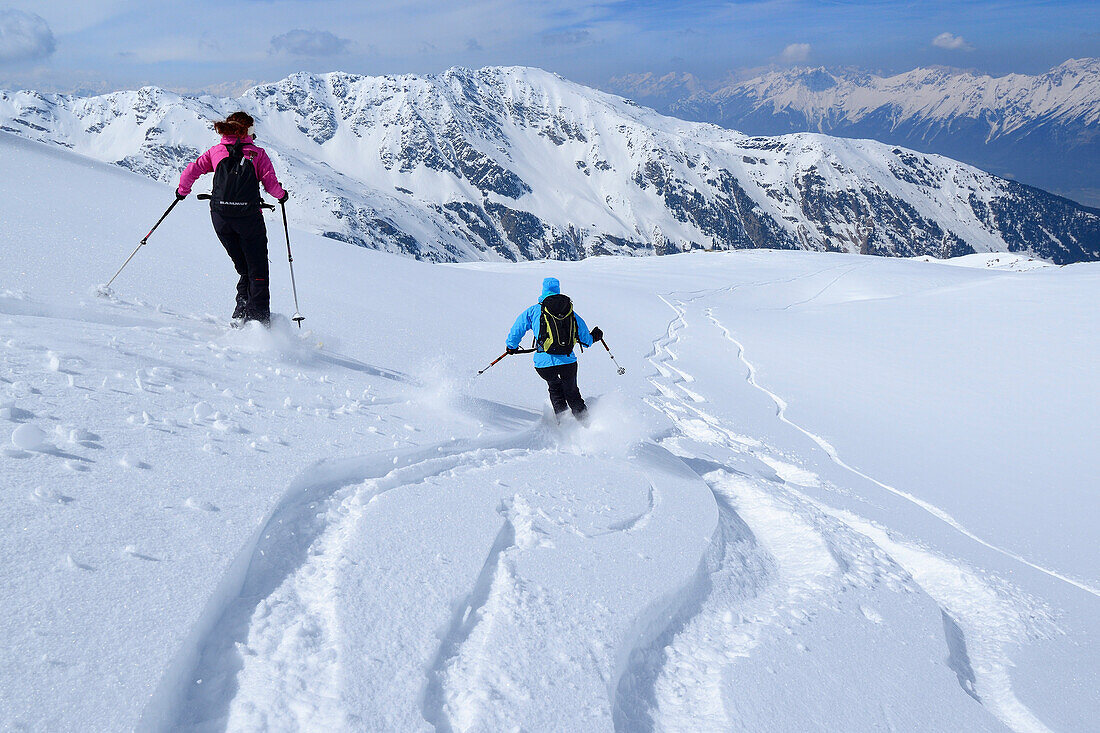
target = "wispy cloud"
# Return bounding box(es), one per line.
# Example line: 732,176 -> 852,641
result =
0,9 -> 56,63
541,29 -> 592,46
932,32 -> 974,51
270,29 -> 351,57
780,43 -> 811,63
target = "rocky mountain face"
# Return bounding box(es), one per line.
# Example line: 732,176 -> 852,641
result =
610,59 -> 1100,207
2,66 -> 1098,264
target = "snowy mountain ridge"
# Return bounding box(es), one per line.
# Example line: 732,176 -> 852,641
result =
682,59 -> 1100,133
611,59 -> 1100,206
2,65 -> 1099,263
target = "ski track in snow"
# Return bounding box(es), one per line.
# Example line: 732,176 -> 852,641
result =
164,433 -> 542,731
633,276 -> 1057,732
624,277 -> 850,730
704,305 -> 1100,601
423,499 -> 522,733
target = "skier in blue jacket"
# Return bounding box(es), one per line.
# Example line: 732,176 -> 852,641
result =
506,277 -> 603,420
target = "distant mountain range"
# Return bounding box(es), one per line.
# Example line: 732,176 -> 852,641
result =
2,66 -> 1098,263
609,59 -> 1100,207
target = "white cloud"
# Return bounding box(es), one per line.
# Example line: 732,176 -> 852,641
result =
780,43 -> 811,64
0,9 -> 56,63
932,32 -> 974,51
270,29 -> 352,57
541,29 -> 592,46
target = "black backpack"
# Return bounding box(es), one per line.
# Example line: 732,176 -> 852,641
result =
210,141 -> 261,217
537,293 -> 578,355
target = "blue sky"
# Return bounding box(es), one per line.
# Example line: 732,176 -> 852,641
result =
1,0 -> 1097,93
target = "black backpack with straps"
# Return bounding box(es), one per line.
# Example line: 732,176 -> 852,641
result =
210,140 -> 261,217
537,293 -> 579,355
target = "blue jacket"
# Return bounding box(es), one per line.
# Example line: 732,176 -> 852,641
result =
507,277 -> 593,368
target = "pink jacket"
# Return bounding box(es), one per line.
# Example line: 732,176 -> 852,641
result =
177,135 -> 286,200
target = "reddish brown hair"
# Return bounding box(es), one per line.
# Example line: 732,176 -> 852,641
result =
213,111 -> 254,137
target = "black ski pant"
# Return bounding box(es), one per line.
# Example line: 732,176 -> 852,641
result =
211,210 -> 270,323
535,361 -> 587,417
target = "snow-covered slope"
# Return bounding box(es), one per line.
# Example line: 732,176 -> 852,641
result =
612,60 -> 1100,207
3,133 -> 1099,732
2,66 -> 1099,264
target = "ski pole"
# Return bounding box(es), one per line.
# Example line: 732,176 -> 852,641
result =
280,201 -> 305,328
103,197 -> 180,290
477,348 -> 535,376
598,338 -> 626,375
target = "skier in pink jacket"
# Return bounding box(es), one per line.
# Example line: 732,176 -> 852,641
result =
177,111 -> 287,326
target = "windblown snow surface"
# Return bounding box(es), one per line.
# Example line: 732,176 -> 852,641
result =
1,132 -> 1098,732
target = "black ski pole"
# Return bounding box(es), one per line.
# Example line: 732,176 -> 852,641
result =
103,197 -> 180,290
280,201 -> 305,328
477,348 -> 535,376
598,338 -> 626,375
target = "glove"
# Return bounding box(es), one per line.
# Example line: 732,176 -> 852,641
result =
175,189 -> 187,201
506,347 -> 521,355
278,191 -> 289,204
590,326 -> 603,342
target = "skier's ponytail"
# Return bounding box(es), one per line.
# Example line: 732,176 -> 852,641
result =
213,111 -> 254,137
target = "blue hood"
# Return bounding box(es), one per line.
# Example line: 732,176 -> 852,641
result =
539,277 -> 560,303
